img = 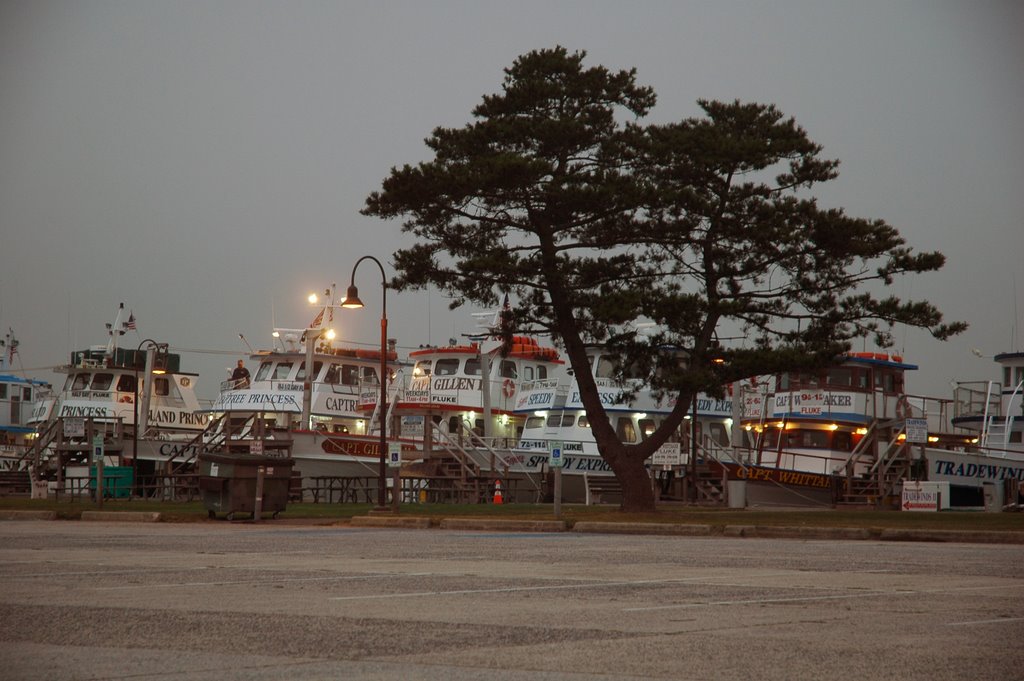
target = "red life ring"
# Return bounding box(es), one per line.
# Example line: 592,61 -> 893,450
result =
502,378 -> 516,398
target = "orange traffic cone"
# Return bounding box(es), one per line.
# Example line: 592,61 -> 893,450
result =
493,479 -> 503,505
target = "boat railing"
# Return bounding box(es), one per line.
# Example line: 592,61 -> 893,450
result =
953,381 -> 1003,419
904,393 -> 959,434
437,423 -> 543,495
219,377 -> 249,392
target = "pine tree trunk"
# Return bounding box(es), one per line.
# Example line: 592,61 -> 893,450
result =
610,450 -> 656,512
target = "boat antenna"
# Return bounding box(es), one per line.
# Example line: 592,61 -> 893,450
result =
238,333 -> 254,353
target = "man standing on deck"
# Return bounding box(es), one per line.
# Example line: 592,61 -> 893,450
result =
231,359 -> 250,389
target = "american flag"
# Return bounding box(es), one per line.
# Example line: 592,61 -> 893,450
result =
126,312 -> 137,330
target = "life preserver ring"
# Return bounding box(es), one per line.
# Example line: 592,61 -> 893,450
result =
502,378 -> 516,398
895,395 -> 911,419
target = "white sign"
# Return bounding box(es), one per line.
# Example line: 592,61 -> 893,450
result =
64,418 -> 85,437
250,440 -> 264,455
548,441 -> 565,469
905,418 -> 929,444
901,481 -> 940,512
388,442 -> 402,468
651,442 -> 682,467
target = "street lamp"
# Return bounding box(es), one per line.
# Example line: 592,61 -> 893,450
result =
133,338 -> 165,497
341,255 -> 390,511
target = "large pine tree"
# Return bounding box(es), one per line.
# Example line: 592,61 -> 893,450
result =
364,47 -> 964,511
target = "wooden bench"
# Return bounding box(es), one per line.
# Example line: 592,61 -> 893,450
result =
584,473 -> 623,505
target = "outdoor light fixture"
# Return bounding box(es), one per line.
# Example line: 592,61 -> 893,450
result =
341,284 -> 364,309
342,256 -> 389,510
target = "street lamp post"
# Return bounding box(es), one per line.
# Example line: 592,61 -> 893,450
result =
132,339 -> 162,497
341,255 -> 390,511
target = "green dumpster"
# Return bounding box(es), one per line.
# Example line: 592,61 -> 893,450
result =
198,452 -> 295,520
89,465 -> 134,499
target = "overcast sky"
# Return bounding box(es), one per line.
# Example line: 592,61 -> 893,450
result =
2,0 -> 1022,402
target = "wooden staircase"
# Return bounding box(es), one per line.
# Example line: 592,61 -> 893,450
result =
402,423 -> 539,503
836,420 -> 912,508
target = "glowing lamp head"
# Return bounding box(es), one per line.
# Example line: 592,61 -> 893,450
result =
308,293 -> 319,305
341,284 -> 364,309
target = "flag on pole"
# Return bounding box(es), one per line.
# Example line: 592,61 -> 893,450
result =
126,312 -> 137,330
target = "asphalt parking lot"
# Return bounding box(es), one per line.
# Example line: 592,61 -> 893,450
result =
1,520 -> 1022,680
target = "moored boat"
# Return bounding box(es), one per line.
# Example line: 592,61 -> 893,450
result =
715,350 -> 1024,508
0,329 -> 51,473
25,304 -> 211,495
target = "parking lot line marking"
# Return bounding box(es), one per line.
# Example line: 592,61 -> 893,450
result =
624,583 -> 1024,612
327,572 -> 798,602
93,571 -> 440,590
947,617 -> 1024,626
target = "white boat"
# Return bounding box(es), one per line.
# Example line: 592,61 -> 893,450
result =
204,301 -> 407,480
0,330 -> 51,471
388,335 -> 564,499
511,344 -> 734,501
940,351 -> 1024,503
719,350 -> 1024,508
26,304 -> 211,494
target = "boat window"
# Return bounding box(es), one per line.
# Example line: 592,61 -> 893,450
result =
790,429 -> 829,448
435,359 -> 459,376
778,373 -> 790,390
524,416 -> 544,429
341,365 -> 360,385
91,374 -> 113,391
499,360 -> 517,379
832,430 -> 853,451
537,366 -> 547,380
116,375 -> 136,392
1010,431 -> 1022,444
255,362 -> 272,381
465,358 -> 481,376
857,370 -> 869,389
827,368 -> 853,387
639,418 -> 657,440
1016,368 -> 1024,389
362,367 -> 378,383
708,422 -> 729,446
0,385 -> 5,399
296,361 -> 324,381
1003,367 -> 1012,387
71,373 -> 90,391
324,364 -> 339,385
155,377 -> 184,404
875,370 -> 897,393
523,366 -> 534,381
596,356 -> 616,379
273,363 -> 293,380
578,415 -> 590,428
413,360 -> 432,377
616,417 -> 637,443
546,414 -> 561,428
